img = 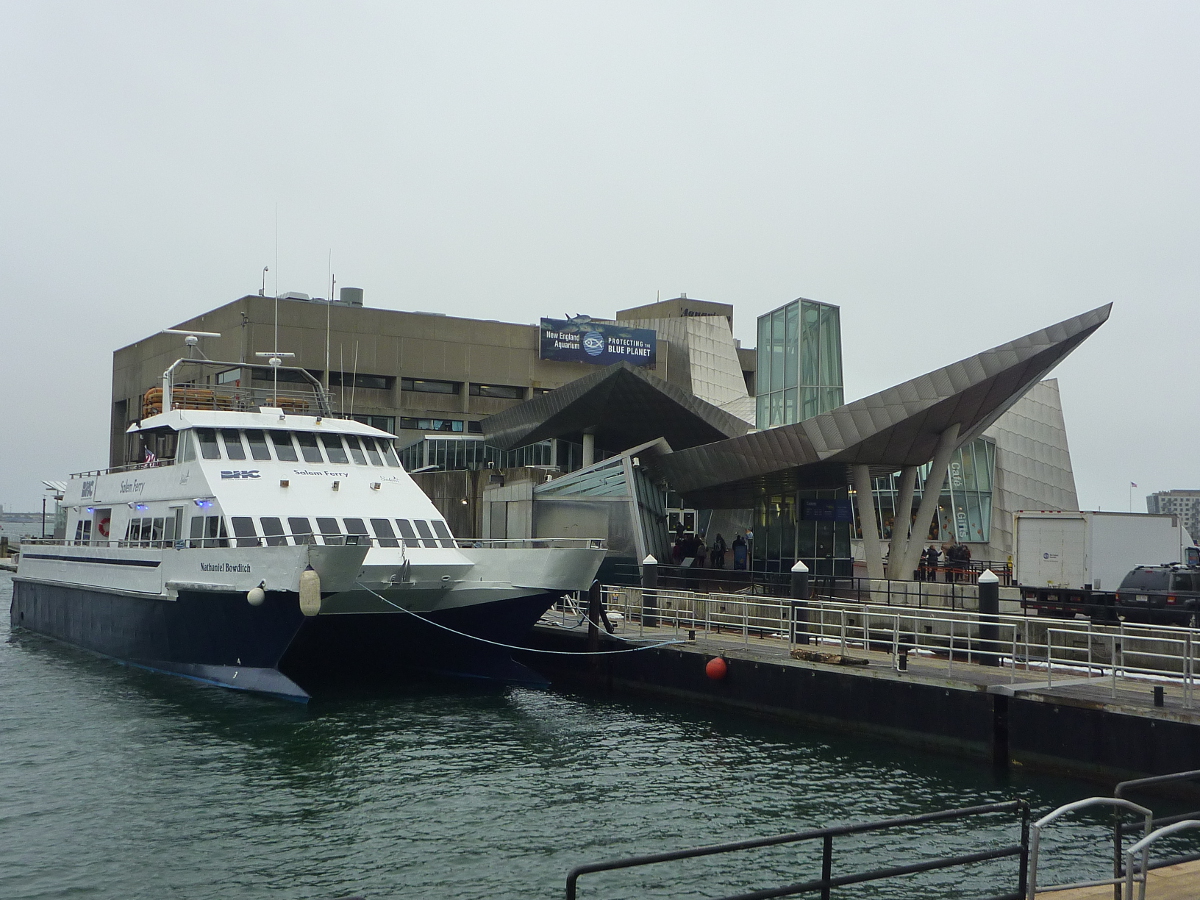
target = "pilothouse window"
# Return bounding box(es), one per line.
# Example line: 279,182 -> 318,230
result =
245,430 -> 271,461
221,430 -> 246,460
431,520 -> 456,549
196,428 -> 221,460
271,432 -> 299,462
295,432 -> 324,463
345,436 -> 367,466
363,438 -> 383,467
289,517 -> 314,545
231,517 -> 260,548
320,434 -> 349,464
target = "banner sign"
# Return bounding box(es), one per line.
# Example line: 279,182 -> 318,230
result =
800,499 -> 855,522
539,318 -> 656,367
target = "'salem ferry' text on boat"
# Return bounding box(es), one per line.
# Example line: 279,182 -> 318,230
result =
10,339 -> 606,700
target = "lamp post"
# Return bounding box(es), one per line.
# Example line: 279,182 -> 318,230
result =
260,266 -> 269,297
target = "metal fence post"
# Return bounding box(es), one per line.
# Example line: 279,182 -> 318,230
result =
978,569 -> 1000,667
641,554 -> 658,629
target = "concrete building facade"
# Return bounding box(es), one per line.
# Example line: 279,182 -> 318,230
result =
1147,490 -> 1200,543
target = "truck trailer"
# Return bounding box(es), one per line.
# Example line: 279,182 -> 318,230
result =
1014,510 -> 1188,619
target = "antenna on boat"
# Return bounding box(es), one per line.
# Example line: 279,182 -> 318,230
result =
255,350 -> 295,407
159,331 -> 222,413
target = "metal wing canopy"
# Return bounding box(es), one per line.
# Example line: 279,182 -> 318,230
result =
650,304 -> 1112,508
481,360 -> 750,453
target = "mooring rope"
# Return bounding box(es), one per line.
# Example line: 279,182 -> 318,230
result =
354,582 -> 686,655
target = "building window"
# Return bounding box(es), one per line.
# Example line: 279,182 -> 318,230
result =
401,377 -> 460,394
469,383 -> 524,399
330,372 -> 394,391
352,414 -> 396,434
250,367 -> 323,385
399,417 -> 464,433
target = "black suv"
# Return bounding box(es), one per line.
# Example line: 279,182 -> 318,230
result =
1114,564 -> 1200,626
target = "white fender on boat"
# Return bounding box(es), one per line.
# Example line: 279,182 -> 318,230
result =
246,586 -> 265,607
299,568 -> 322,617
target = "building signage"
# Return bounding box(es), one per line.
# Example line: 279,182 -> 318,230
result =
800,499 -> 855,522
539,318 -> 656,367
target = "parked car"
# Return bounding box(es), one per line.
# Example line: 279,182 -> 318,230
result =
1114,564 -> 1200,625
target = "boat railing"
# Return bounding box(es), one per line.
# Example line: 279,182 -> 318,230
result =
70,459 -> 178,479
21,533 -> 377,550
455,538 -> 606,550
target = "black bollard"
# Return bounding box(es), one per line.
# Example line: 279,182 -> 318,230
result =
641,554 -> 659,629
978,569 -> 1000,667
790,560 -> 811,645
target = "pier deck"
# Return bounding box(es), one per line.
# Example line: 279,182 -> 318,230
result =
1034,858 -> 1200,898
528,596 -> 1200,780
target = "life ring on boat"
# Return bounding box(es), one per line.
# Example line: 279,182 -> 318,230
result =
97,517 -> 110,538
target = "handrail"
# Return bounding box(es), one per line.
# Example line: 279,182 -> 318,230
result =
566,800 -> 1029,900
1124,821 -> 1200,900
1027,797 -> 1153,900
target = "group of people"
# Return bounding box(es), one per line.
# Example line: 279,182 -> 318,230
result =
918,542 -> 973,581
671,531 -> 749,570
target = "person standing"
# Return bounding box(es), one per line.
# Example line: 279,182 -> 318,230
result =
711,533 -> 727,569
732,533 -> 747,570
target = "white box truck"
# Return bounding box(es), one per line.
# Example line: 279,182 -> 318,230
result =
1014,510 -> 1188,617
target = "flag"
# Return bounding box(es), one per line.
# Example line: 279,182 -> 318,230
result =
1130,482 -> 1137,488
143,448 -> 157,466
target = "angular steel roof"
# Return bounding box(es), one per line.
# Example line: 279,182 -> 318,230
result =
649,304 -> 1111,507
481,360 -> 750,452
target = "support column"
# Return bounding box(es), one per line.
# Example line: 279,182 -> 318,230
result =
899,424 -> 960,580
886,466 -> 918,579
582,432 -> 595,467
851,464 -> 885,581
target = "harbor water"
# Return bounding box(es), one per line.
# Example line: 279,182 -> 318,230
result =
2,573 -> 1197,900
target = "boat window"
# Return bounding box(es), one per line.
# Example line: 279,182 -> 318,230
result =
189,516 -> 204,548
363,438 -> 383,466
431,520 -> 457,548
315,516 -> 343,545
245,429 -> 272,461
221,429 -> 246,460
370,518 -> 400,548
196,428 -> 222,460
231,517 -> 260,548
395,519 -> 420,548
260,517 -> 287,547
167,509 -> 183,543
203,515 -> 229,548
382,441 -> 402,467
320,433 -> 349,464
151,518 -> 165,547
271,431 -> 299,462
124,519 -> 140,545
295,432 -> 324,464
80,520 -> 92,544
345,435 -> 367,465
178,431 -> 196,462
289,517 -> 314,545
414,520 -> 439,548
74,520 -> 87,544
343,517 -> 369,538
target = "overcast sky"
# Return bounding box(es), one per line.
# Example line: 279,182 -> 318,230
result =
1,2 -> 1197,513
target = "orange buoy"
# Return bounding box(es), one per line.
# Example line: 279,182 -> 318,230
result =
705,657 -> 728,680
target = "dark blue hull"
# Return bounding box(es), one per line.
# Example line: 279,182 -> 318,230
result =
10,578 -> 558,700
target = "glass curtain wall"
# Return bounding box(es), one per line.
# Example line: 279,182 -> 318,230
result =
751,488 -> 853,576
756,299 -> 843,429
397,437 -> 610,473
862,437 -> 996,545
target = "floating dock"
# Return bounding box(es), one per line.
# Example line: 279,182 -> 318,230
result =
524,586 -> 1200,783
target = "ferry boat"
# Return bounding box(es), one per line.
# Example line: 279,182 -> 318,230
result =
11,345 -> 605,700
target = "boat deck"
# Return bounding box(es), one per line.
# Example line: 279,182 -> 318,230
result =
1035,858 -> 1200,898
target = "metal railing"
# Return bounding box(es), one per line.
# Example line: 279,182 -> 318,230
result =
595,586 -> 1200,704
565,800 -> 1030,900
455,538 -> 606,550
1114,769 -> 1200,896
1027,798 -> 1153,899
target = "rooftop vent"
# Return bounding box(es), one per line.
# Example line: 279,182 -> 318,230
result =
278,292 -> 311,301
339,287 -> 364,307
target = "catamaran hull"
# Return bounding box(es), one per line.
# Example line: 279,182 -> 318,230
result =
10,578 -> 559,700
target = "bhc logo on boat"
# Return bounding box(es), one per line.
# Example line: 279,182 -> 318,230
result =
221,470 -> 261,479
